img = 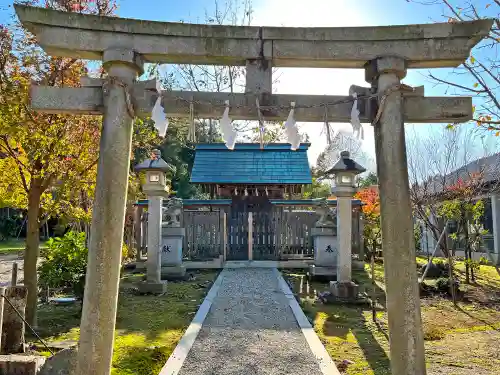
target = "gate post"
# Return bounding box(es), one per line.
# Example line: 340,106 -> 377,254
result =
248,212 -> 253,261
220,209 -> 228,262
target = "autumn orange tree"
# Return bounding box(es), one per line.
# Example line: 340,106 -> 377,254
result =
355,187 -> 381,258
0,0 -> 159,326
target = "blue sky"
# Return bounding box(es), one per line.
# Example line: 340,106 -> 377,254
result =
114,0 -> 446,24
1,0 -> 497,169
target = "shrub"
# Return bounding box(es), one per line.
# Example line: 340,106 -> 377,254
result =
479,256 -> 489,265
122,242 -> 135,262
434,259 -> 446,267
421,260 -> 449,278
435,277 -> 460,295
465,258 -> 481,273
38,231 -> 88,296
423,325 -> 445,341
435,277 -> 449,292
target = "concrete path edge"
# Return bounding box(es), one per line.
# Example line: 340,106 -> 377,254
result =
158,269 -> 227,375
273,268 -> 341,375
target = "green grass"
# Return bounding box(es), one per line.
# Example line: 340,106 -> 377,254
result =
0,238 -> 48,254
0,239 -> 26,254
33,269 -> 219,375
282,260 -> 500,375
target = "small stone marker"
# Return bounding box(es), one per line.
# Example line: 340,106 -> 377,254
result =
0,354 -> 46,374
11,263 -> 18,286
161,226 -> 186,279
38,348 -> 77,375
329,281 -> 359,300
1,286 -> 27,354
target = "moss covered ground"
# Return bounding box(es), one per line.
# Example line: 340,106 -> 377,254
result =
282,259 -> 500,375
34,269 -> 219,375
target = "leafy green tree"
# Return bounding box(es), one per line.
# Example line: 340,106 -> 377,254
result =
0,0 -> 119,325
302,178 -> 331,199
358,172 -> 378,188
38,231 -> 88,292
437,173 -> 488,283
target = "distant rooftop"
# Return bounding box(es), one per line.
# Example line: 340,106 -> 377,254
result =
417,152 -> 500,198
190,143 -> 312,185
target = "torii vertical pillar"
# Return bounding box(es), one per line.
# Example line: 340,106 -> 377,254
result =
365,57 -> 426,375
245,59 -> 272,94
76,49 -> 144,375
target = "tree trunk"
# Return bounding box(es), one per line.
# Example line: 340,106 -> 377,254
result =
462,218 -> 470,284
24,183 -> 42,327
371,249 -> 376,323
443,234 -> 457,305
463,217 -> 474,283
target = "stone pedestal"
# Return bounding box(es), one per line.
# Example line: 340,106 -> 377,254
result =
134,261 -> 146,272
309,227 -> 338,279
137,280 -> 168,294
161,227 -> 186,279
329,281 -> 359,300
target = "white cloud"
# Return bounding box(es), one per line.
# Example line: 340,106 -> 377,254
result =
251,0 -> 376,166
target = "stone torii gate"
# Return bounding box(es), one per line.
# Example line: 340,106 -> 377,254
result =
14,5 -> 492,375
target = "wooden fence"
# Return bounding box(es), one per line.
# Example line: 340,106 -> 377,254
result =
180,206 -> 322,261
137,202 -> 363,262
182,210 -> 224,260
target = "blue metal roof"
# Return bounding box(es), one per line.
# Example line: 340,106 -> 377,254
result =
190,143 -> 312,185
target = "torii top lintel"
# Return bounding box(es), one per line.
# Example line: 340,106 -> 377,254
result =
15,4 -> 492,69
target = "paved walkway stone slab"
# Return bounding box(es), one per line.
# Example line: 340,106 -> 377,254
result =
177,268 -> 325,375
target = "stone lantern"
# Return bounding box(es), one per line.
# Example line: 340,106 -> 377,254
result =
135,149 -> 172,196
326,151 -> 366,196
134,149 -> 174,294
325,150 -> 365,284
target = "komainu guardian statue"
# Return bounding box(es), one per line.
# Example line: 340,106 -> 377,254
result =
162,197 -> 183,227
315,200 -> 337,228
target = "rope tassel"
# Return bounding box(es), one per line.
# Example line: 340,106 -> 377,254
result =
285,102 -> 301,151
152,94 -> 168,137
350,93 -> 364,140
220,100 -> 237,150
187,100 -> 196,143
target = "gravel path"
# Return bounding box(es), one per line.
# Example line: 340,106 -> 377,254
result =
0,253 -> 24,286
178,268 -> 324,375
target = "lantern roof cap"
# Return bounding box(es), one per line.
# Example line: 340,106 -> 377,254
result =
324,150 -> 366,176
134,149 -> 175,173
